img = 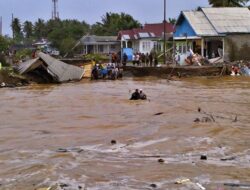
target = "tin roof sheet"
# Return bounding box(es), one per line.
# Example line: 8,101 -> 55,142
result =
183,11 -> 218,36
201,7 -> 250,33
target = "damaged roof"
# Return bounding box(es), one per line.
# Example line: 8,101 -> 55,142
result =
17,52 -> 85,83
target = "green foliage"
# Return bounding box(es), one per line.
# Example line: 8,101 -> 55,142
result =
59,37 -> 76,56
11,18 -> 23,41
10,12 -> 139,56
0,54 -> 7,66
91,12 -> 141,36
46,19 -> 89,54
0,36 -> 10,52
208,0 -> 249,7
168,18 -> 177,25
34,19 -> 47,39
14,49 -> 33,61
23,21 -> 33,39
83,53 -> 108,62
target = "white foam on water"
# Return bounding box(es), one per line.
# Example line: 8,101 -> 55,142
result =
127,137 -> 169,149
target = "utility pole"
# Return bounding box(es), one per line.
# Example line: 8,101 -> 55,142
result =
0,16 -> 2,36
12,13 -> 14,38
163,0 -> 166,65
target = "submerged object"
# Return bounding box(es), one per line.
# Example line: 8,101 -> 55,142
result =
16,52 -> 85,83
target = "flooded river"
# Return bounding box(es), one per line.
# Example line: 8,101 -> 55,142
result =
0,77 -> 250,190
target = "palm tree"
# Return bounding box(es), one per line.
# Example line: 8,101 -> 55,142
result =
208,0 -> 249,7
34,18 -> 46,39
11,18 -> 22,39
23,21 -> 33,39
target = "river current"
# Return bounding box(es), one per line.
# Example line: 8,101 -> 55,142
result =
0,77 -> 250,190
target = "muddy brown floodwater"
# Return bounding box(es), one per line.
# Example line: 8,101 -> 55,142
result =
0,77 -> 250,190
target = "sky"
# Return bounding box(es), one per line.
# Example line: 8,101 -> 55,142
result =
0,0 -> 209,36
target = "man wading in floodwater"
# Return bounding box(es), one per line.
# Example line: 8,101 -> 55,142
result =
139,89 -> 147,100
130,89 -> 141,100
130,89 -> 147,100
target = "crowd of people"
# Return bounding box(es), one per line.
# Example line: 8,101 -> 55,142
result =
231,64 -> 250,76
91,63 -> 123,80
132,52 -> 158,67
105,51 -> 160,67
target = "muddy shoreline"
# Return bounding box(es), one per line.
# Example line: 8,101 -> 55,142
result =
0,64 -> 231,88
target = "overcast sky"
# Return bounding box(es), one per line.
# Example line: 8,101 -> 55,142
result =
0,0 -> 209,36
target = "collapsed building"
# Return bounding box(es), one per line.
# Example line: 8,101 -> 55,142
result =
174,7 -> 250,65
16,52 -> 85,83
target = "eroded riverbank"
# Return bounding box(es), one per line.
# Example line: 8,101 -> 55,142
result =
0,77 -> 250,190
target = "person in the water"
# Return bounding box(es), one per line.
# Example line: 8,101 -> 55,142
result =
139,89 -> 147,100
130,89 -> 141,100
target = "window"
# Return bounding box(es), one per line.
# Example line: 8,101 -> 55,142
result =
98,45 -> 104,53
142,41 -> 151,52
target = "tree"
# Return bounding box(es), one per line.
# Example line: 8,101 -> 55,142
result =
23,21 -> 33,39
91,12 -> 141,36
11,18 -> 23,40
34,18 -> 46,39
168,18 -> 177,25
0,36 -> 10,52
47,19 -> 90,54
208,0 -> 249,7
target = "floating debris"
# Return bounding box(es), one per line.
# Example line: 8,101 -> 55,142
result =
150,183 -> 157,188
158,158 -> 165,163
200,155 -> 207,160
111,140 -> 117,145
154,112 -> 164,116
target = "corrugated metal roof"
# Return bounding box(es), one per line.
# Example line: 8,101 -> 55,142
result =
17,53 -> 85,83
201,8 -> 250,34
81,35 -> 118,45
38,52 -> 84,82
16,58 -> 41,74
183,11 -> 218,36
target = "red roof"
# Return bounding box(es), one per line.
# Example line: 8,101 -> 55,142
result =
118,22 -> 174,40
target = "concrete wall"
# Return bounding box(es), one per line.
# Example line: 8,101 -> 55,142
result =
224,34 -> 250,61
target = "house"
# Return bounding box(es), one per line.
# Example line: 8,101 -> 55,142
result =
80,35 -> 120,54
174,7 -> 250,63
117,22 -> 174,54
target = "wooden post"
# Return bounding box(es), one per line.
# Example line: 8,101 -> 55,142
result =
222,37 -> 225,61
201,38 -> 204,57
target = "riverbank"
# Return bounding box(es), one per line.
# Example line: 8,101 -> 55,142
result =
123,65 -> 229,78
0,69 -> 29,88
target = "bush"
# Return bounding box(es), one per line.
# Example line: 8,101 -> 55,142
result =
83,53 -> 108,62
14,48 -> 33,61
0,54 -> 9,67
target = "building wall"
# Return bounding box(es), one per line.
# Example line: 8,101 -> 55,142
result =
224,34 -> 250,61
174,18 -> 197,38
139,40 -> 155,54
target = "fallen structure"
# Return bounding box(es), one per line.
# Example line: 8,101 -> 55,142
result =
16,52 -> 85,83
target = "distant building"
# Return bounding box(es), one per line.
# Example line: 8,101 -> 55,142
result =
117,22 -> 174,54
80,35 -> 120,54
174,7 -> 250,62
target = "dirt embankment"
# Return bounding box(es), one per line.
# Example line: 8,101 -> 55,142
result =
0,69 -> 29,88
